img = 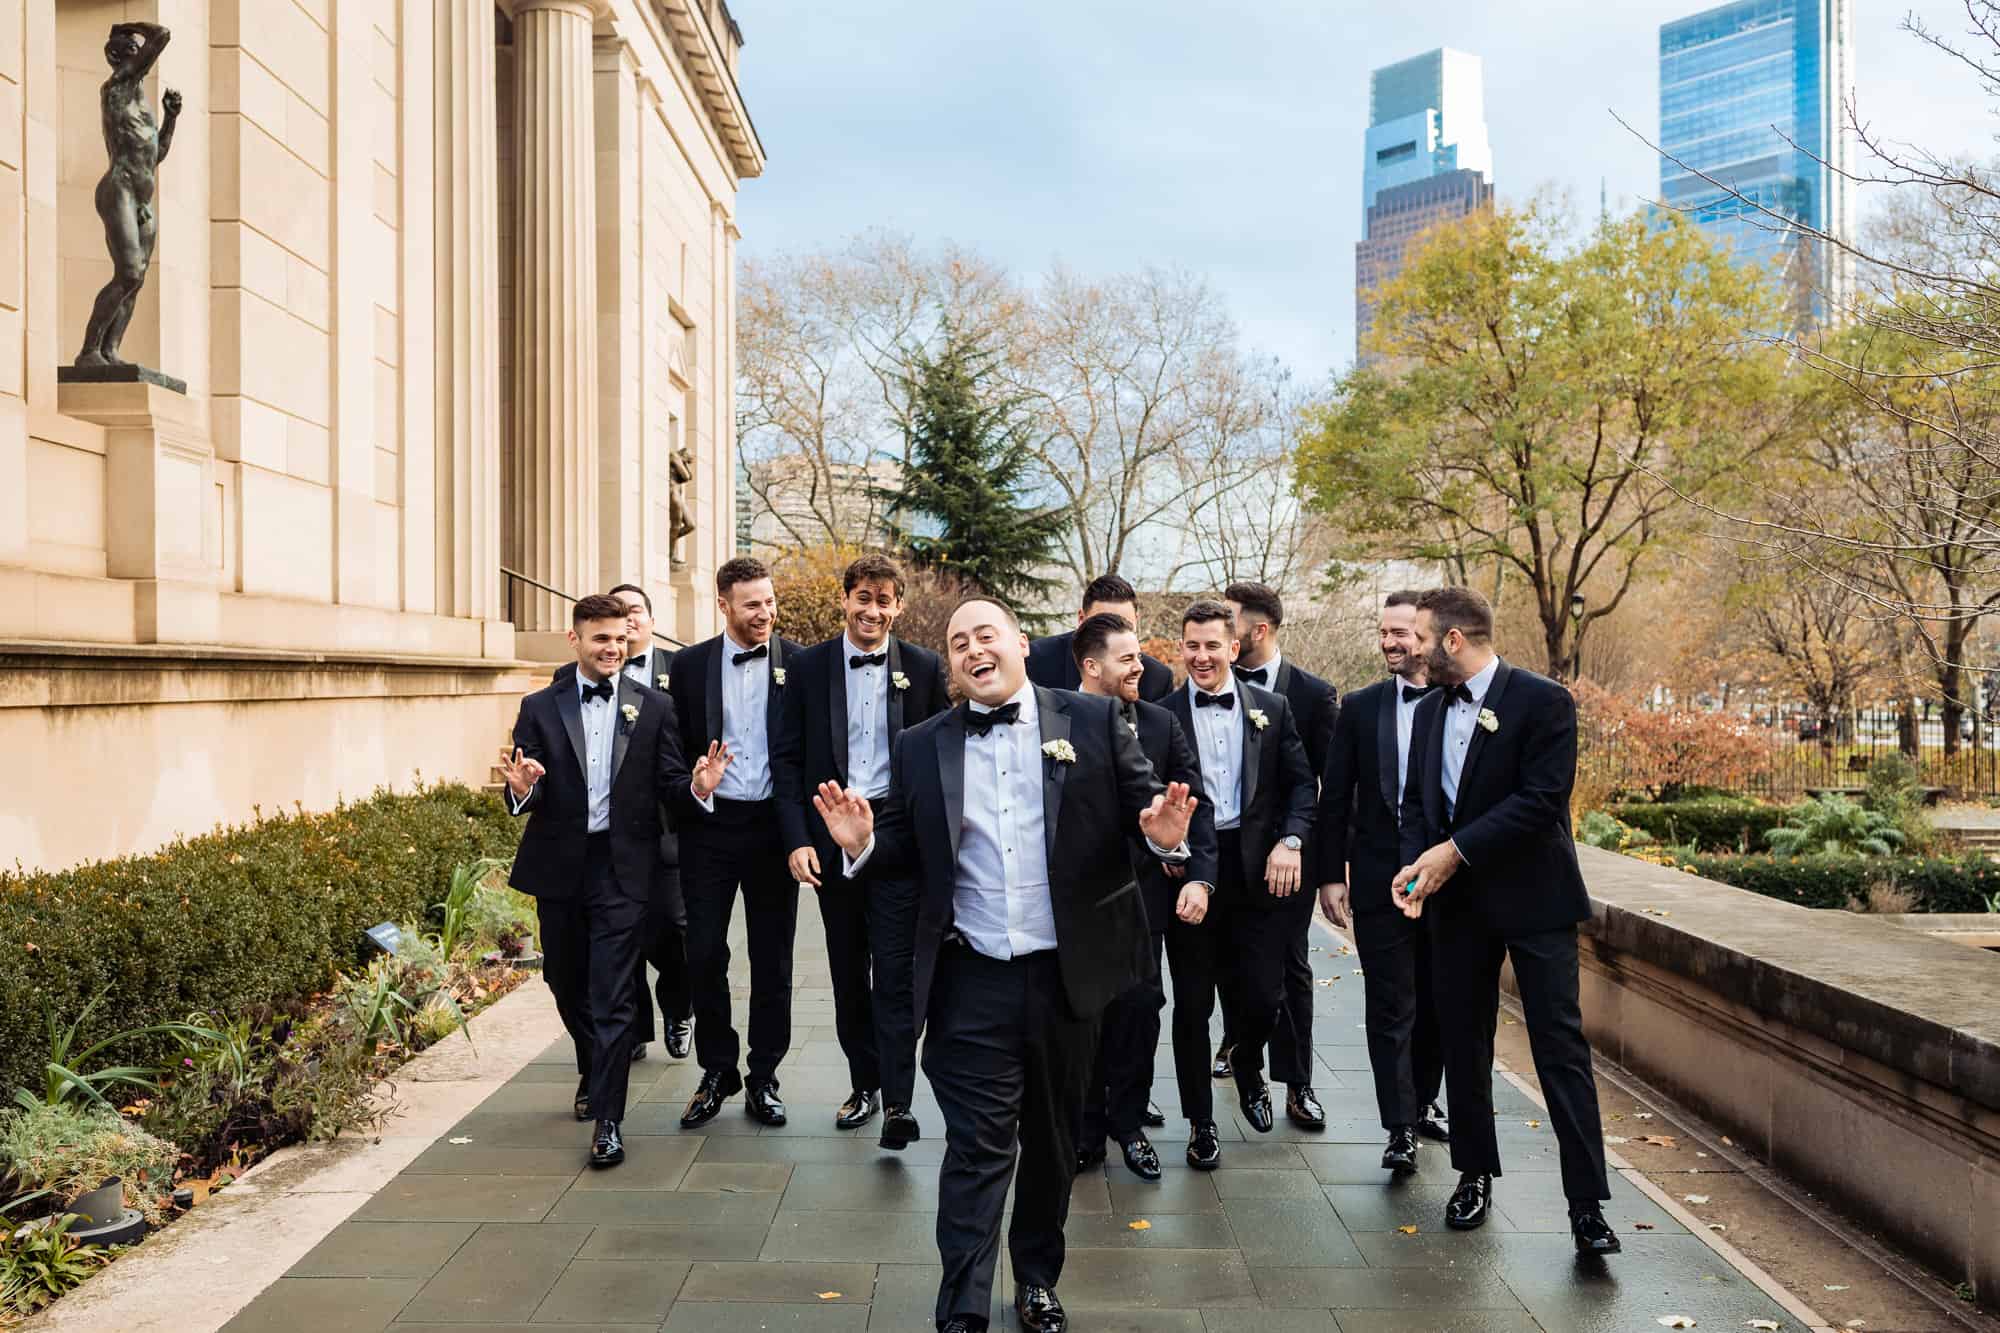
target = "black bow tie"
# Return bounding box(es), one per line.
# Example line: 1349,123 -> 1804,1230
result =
1401,683 -> 1435,703
1233,665 -> 1269,687
583,679 -> 614,704
849,652 -> 887,669
1449,683 -> 1476,705
964,701 -> 1020,736
732,644 -> 768,666
1195,690 -> 1236,710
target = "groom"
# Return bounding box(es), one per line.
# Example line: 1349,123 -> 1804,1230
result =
815,597 -> 1203,1333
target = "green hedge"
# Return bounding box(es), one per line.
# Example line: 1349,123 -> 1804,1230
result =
0,785 -> 520,1102
1610,799 -> 1793,853
1680,852 -> 2000,913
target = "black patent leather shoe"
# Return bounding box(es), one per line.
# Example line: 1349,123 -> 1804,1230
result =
1120,1134 -> 1162,1181
1143,1099 -> 1166,1129
1286,1084 -> 1326,1130
589,1119 -> 624,1168
880,1104 -> 921,1150
630,1042 -> 649,1063
1210,1043 -> 1234,1080
1445,1172 -> 1493,1230
1416,1100 -> 1450,1142
746,1079 -> 787,1126
573,1077 -> 591,1123
1238,1078 -> 1274,1133
1186,1120 -> 1222,1171
1017,1283 -> 1067,1332
1076,1140 -> 1107,1171
1571,1205 -> 1621,1254
938,1320 -> 982,1333
665,1020 -> 692,1059
835,1088 -> 878,1130
1381,1126 -> 1418,1173
680,1067 -> 743,1127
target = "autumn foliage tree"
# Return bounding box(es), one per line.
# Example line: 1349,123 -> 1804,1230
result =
1573,680 -> 1778,801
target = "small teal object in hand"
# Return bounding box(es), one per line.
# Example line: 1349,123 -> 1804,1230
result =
1401,880 -> 1418,897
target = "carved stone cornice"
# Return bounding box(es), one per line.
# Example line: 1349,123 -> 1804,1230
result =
651,0 -> 765,178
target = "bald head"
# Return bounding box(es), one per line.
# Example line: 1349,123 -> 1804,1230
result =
946,598 -> 1029,705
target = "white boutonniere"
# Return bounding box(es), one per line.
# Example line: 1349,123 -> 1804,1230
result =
1247,707 -> 1270,731
1477,707 -> 1499,733
891,671 -> 910,691
772,667 -> 787,686
620,703 -> 639,725
1042,739 -> 1077,764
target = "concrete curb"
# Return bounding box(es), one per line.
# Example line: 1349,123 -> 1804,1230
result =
22,978 -> 566,1332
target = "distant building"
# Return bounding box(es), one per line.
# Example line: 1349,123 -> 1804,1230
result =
1355,48 -> 1494,359
744,455 -> 900,554
1658,0 -> 1855,324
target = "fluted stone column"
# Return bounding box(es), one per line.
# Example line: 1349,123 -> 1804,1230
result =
509,0 -> 607,631
437,0 -> 502,622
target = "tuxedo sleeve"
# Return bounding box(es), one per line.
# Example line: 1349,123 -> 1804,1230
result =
842,732 -> 919,877
1165,715 -> 1218,890
1311,685 -> 1340,782
772,662 -> 812,853
1451,686 -> 1577,869
1273,698 -> 1316,841
1315,702 -> 1359,885
1110,704 -> 1169,828
507,697 -> 547,816
1399,700 -> 1435,868
652,690 -> 696,823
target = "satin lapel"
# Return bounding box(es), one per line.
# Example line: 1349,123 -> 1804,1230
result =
554,681 -> 588,780
1038,687 -> 1072,861
937,705 -> 966,865
1456,659 -> 1513,802
1239,688 -> 1264,817
827,643 -> 849,784
884,638 -> 907,787
611,673 -> 636,782
766,638 -> 786,740
704,639 -> 724,750
1375,680 -> 1399,815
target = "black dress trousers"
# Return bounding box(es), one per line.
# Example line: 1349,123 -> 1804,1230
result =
1352,905 -> 1444,1129
1210,830 -> 1287,1093
868,872 -> 921,1108
680,797 -> 800,1085
1267,887 -> 1318,1087
536,834 -> 648,1122
1083,928 -> 1166,1145
817,865 -> 882,1091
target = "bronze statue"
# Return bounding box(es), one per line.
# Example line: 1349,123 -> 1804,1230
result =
74,22 -> 179,369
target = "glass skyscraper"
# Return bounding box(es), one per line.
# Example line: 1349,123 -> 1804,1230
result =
1658,0 -> 1854,319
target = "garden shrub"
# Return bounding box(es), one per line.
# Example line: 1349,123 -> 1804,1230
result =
1764,794 -> 1905,857
1677,852 -> 2000,913
0,1103 -> 180,1223
1608,798 -> 1791,853
0,784 -> 520,1106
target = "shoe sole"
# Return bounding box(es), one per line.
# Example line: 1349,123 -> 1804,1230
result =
589,1153 -> 624,1169
1186,1154 -> 1220,1172
1445,1213 -> 1488,1231
834,1110 -> 878,1131
747,1112 -> 787,1126
679,1107 -> 721,1128
1382,1157 -> 1417,1173
1289,1115 -> 1326,1131
1575,1238 -> 1622,1255
574,1108 -> 591,1123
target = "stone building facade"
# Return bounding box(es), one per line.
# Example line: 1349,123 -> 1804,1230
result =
0,0 -> 762,871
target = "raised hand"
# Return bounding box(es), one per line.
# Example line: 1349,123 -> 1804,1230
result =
1137,781 -> 1197,851
161,88 -> 182,118
500,746 -> 544,801
691,741 -> 733,799
788,845 -> 822,889
812,781 -> 874,857
1265,842 -> 1302,897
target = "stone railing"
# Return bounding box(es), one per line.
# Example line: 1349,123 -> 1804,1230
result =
1550,847 -> 2000,1303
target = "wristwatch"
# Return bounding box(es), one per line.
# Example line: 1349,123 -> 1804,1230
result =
1281,835 -> 1302,852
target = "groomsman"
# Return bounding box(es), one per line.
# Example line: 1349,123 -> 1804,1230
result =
498,595 -> 727,1168
1027,573 -> 1174,702
1161,600 -> 1315,1144
814,597 -> 1203,1333
1071,613 -> 1218,1179
1394,586 -> 1618,1254
1221,581 -> 1339,1129
774,553 -> 950,1142
1314,591 -> 1447,1174
671,557 -> 807,1128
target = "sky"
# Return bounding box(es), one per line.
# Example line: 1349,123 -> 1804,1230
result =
733,0 -> 1999,380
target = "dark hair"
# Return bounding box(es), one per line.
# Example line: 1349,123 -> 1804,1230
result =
1071,611 -> 1136,669
1181,598 -> 1235,634
1417,586 -> 1494,642
608,582 -> 653,615
1081,573 -> 1138,611
1224,580 -> 1284,628
1383,589 -> 1423,610
949,596 -> 1019,631
843,553 -> 905,597
716,556 -> 771,597
573,593 -> 630,628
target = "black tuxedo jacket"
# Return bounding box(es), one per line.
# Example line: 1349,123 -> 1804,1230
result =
1160,682 -> 1316,903
506,675 -> 692,903
552,644 -> 676,693
867,687 -> 1167,1032
552,647 -> 681,873
668,633 -> 806,790
1127,698 -> 1217,931
1238,658 -> 1339,779
1398,659 -> 1589,935
773,634 -> 952,868
1027,631 -> 1174,702
1315,676 -> 1418,916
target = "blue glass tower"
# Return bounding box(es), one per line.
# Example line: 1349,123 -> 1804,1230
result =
1659,0 -> 1854,316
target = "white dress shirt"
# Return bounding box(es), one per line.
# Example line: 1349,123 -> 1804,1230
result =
1440,655 -> 1501,814
715,632 -> 773,802
843,635 -> 893,799
510,672 -> 617,832
621,652 -> 654,688
1394,678 -> 1426,809
1235,651 -> 1282,691
1188,675 -> 1246,831
950,684 -> 1058,959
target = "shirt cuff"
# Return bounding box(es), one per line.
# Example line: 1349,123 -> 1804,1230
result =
690,783 -> 715,813
1145,837 -> 1191,862
842,835 -> 877,877
507,781 -> 536,815
1449,837 -> 1468,867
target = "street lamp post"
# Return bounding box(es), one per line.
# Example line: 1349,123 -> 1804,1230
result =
1570,592 -> 1586,680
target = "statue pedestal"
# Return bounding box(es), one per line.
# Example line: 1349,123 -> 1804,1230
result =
58,379 -> 219,643
57,362 -> 189,395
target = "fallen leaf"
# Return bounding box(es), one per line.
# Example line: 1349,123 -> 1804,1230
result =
1525,1120 -> 1542,1129
1396,1225 -> 1419,1234
1696,1152 -> 1710,1158
1632,1134 -> 1679,1148
1636,1112 -> 1656,1120
1657,1317 -> 1696,1328
1824,1285 -> 1849,1292
1746,1322 -> 1780,1331
1605,1136 -> 1629,1144
1609,1112 -> 1626,1121
1502,1017 -> 1518,1025
817,1291 -> 842,1300
1635,1222 -> 1657,1230
1721,1136 -> 1734,1146
1128,1220 -> 1152,1231
1709,1224 -> 1728,1233
1684,1194 -> 1709,1205
448,1137 -> 474,1145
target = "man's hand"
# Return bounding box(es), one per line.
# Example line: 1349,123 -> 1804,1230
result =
162,88 -> 182,118
812,781 -> 874,857
500,746 -> 545,801
1174,882 -> 1210,924
1319,881 -> 1352,930
1389,840 -> 1463,920
787,845 -> 822,889
691,741 -> 733,799
1265,843 -> 1303,896
1138,782 -> 1198,850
